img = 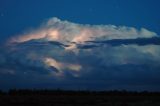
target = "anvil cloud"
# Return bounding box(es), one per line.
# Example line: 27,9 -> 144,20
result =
0,17 -> 160,91
9,17 -> 156,43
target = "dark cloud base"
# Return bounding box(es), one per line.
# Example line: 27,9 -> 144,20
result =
1,42 -> 160,91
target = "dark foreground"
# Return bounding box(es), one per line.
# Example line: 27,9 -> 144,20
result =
0,90 -> 160,106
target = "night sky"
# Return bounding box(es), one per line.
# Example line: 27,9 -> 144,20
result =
0,0 -> 160,91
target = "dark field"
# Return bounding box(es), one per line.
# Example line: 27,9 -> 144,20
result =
0,90 -> 160,106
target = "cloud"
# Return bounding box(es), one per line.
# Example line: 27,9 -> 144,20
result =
7,17 -> 158,52
1,17 -> 160,91
9,17 -> 157,44
44,57 -> 81,77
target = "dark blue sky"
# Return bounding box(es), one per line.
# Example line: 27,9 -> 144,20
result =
0,0 -> 160,41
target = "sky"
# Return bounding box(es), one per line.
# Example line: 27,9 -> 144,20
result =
0,0 -> 160,91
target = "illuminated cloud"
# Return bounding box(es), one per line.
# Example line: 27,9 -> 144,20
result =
44,57 -> 63,72
9,17 -> 157,45
9,29 -> 60,43
1,17 -> 160,90
44,57 -> 82,77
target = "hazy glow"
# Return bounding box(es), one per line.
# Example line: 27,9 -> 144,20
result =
9,29 -> 60,43
72,29 -> 93,43
44,57 -> 82,77
10,31 -> 46,43
67,64 -> 81,72
46,29 -> 60,41
44,57 -> 62,71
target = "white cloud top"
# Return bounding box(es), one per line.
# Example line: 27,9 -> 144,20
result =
9,17 -> 157,44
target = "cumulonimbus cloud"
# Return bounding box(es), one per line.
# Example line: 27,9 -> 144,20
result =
1,17 -> 160,90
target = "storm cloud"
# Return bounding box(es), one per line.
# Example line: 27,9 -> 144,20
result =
0,17 -> 160,91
